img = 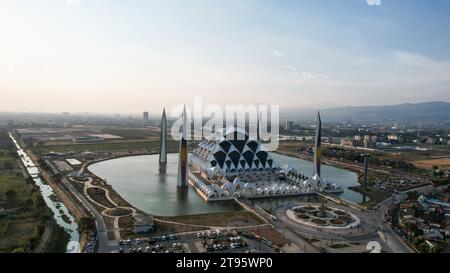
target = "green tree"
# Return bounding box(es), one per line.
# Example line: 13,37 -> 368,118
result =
78,216 -> 96,232
5,189 -> 16,200
12,247 -> 28,253
32,192 -> 46,209
2,160 -> 14,170
406,191 -> 419,200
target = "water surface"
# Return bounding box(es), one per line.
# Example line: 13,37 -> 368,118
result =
88,154 -> 240,216
89,153 -> 365,216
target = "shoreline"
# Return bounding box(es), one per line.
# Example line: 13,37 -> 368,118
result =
84,150 -> 365,216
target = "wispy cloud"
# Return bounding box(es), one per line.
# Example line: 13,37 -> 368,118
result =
366,0 -> 381,6
66,0 -> 81,6
282,65 -> 328,84
284,65 -> 297,74
392,51 -> 450,87
273,50 -> 284,58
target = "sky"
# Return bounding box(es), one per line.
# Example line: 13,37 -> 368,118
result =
1,0 -> 450,114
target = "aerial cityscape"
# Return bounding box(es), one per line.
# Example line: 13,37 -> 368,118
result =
0,0 -> 449,261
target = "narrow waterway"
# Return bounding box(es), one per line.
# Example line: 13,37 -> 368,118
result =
9,133 -> 80,253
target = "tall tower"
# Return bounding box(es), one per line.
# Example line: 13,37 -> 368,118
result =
143,111 -> 149,121
177,105 -> 189,188
362,154 -> 369,187
314,111 -> 322,177
256,112 -> 261,142
159,108 -> 167,165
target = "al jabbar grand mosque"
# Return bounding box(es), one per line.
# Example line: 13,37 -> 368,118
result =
167,108 -> 342,201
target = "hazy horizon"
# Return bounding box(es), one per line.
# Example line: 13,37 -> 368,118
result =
1,0 -> 450,113
0,100 -> 448,116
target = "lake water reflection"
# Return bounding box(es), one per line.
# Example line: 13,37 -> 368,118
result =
88,154 -> 240,216
88,153 -> 366,217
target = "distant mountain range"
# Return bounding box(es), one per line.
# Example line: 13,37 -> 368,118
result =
281,101 -> 450,124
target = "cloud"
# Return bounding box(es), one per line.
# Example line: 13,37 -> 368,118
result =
366,0 -> 381,6
273,50 -> 284,58
298,71 -> 329,82
301,71 -> 319,81
66,0 -> 81,6
282,68 -> 329,87
284,65 -> 297,74
391,51 -> 450,85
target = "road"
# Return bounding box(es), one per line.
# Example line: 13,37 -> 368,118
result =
369,197 -> 414,253
61,177 -> 116,253
272,220 -> 319,253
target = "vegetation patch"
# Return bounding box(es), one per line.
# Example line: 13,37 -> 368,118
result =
86,187 -> 115,208
0,130 -> 70,253
349,186 -> 391,208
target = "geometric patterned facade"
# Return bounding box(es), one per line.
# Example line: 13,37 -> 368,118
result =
190,127 -> 277,176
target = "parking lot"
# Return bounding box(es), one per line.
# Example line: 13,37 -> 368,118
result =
83,232 -> 98,254
118,234 -> 188,253
115,229 -> 280,254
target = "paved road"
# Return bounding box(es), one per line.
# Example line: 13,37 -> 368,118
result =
62,177 -> 116,253
272,220 -> 319,253
370,197 -> 414,253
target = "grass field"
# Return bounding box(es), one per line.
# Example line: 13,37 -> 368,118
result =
348,185 -> 391,208
0,148 -> 49,252
32,139 -> 179,154
1,129 -> 69,253
157,211 -> 262,227
411,157 -> 450,169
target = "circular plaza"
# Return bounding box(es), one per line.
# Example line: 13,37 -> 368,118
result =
286,204 -> 360,229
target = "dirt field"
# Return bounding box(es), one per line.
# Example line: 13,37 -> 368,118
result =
157,211 -> 262,227
411,157 -> 450,169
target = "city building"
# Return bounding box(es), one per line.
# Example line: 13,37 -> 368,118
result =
388,133 -> 403,142
72,136 -> 104,143
143,111 -> 149,121
285,121 -> 294,130
340,138 -> 364,147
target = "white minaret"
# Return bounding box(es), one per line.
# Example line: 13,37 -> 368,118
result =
177,105 -> 189,187
159,108 -> 167,166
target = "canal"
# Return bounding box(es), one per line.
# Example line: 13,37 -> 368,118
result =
9,133 -> 80,253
